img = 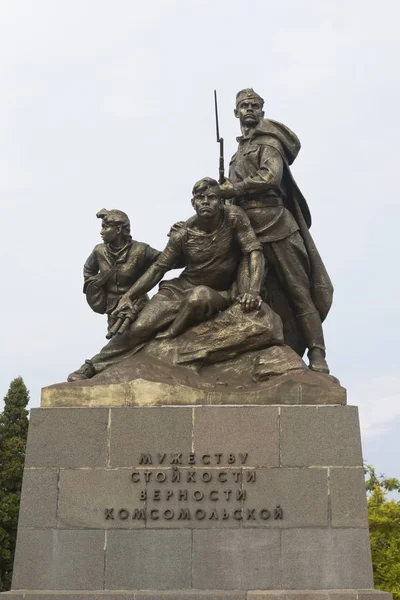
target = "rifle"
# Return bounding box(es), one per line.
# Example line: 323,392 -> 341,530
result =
214,90 -> 225,184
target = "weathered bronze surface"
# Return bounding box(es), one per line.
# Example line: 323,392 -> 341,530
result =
220,88 -> 333,374
67,94 -> 335,389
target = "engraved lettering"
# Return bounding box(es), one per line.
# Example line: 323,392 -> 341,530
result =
177,508 -> 191,520
233,509 -> 243,520
233,471 -> 241,482
164,509 -> 174,520
188,453 -> 196,465
195,509 -> 206,520
260,509 -> 271,520
178,489 -> 188,501
105,508 -> 114,520
228,453 -> 236,464
172,467 -> 181,483
131,472 -> 140,483
209,509 -> 218,520
118,508 -> 129,520
157,453 -> 166,464
170,453 -> 183,465
139,454 -> 152,465
239,453 -> 248,464
209,490 -> 219,501
166,490 -> 173,500
132,508 -> 146,520
274,505 -> 283,519
202,471 -> 212,483
222,509 -> 230,520
156,471 -> 166,482
214,453 -> 222,464
236,489 -> 246,501
187,471 -> 196,483
218,471 -> 227,483
193,490 -> 204,501
139,490 -> 147,501
246,508 -> 256,520
223,489 -> 232,500
201,454 -> 211,465
144,471 -> 152,483
153,490 -> 160,501
150,509 -> 159,520
246,471 -> 256,482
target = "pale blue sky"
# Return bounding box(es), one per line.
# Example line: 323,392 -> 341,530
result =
1,0 -> 399,479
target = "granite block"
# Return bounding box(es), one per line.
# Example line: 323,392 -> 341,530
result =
136,593 -> 246,600
280,407 -> 363,467
194,407 -> 279,467
105,530 -> 192,589
109,407 -> 193,467
247,593 -> 357,600
12,529 -> 104,590
25,408 -> 109,468
243,467 -> 328,527
247,593 -> 358,600
144,468 -> 243,529
330,468 -> 369,527
192,529 -> 281,590
281,528 -> 374,589
58,469 -> 144,529
18,468 -> 58,528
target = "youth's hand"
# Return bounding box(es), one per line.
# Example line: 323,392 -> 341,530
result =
111,294 -> 135,317
237,291 -> 262,313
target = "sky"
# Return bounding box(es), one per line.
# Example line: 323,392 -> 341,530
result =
0,0 -> 399,481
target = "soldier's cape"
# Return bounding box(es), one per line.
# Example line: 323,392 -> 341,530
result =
252,118 -> 333,321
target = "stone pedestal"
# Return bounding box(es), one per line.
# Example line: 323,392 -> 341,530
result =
2,385 -> 392,599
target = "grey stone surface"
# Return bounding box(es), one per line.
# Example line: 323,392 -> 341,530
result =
25,408 -> 109,468
281,528 -> 374,589
109,407 -> 193,467
136,594 -> 246,599
17,595 -> 136,599
194,407 -> 279,467
357,593 -> 394,600
247,593 -> 357,600
280,407 -> 363,467
192,529 -> 281,590
58,469 -> 144,529
12,529 -> 105,590
18,468 -> 59,528
105,530 -> 192,589
330,468 -> 369,527
243,467 -> 328,528
144,468 -> 243,529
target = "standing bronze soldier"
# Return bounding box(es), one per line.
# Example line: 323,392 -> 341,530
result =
219,88 -> 333,373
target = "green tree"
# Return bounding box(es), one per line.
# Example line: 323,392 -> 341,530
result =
365,464 -> 400,600
0,377 -> 29,592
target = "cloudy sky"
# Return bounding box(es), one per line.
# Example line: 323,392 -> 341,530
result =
1,0 -> 399,480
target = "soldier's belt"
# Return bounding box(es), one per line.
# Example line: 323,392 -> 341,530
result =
239,196 -> 284,209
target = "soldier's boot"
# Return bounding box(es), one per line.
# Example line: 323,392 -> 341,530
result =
297,312 -> 330,374
67,359 -> 96,382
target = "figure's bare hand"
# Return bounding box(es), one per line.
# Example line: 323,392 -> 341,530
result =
111,294 -> 135,318
219,179 -> 235,199
168,221 -> 185,236
238,291 -> 262,313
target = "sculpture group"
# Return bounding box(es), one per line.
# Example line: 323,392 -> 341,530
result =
68,88 -> 333,383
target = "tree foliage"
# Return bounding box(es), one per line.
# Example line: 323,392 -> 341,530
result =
365,464 -> 400,600
0,377 -> 29,592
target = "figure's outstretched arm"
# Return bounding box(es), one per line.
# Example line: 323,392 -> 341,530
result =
111,231 -> 184,316
238,249 -> 264,312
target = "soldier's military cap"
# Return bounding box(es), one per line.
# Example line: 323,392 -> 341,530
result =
235,88 -> 264,108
